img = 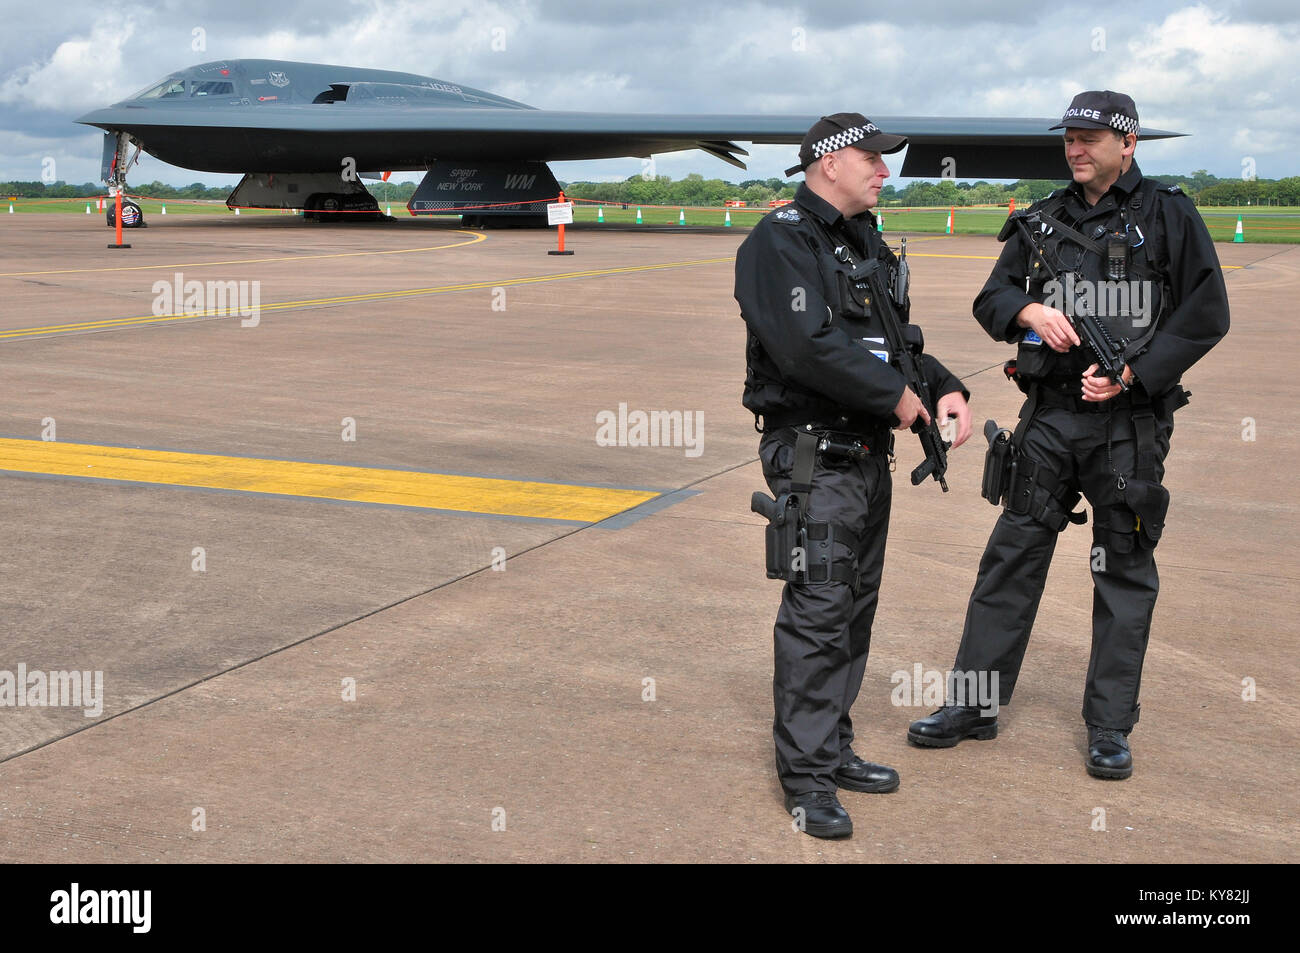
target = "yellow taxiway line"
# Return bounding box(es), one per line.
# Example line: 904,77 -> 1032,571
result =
0,231 -> 488,278
0,438 -> 658,522
0,257 -> 735,341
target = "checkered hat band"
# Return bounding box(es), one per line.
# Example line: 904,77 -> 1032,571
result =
812,125 -> 875,158
1109,113 -> 1138,134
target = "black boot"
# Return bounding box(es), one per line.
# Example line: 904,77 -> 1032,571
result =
784,791 -> 852,838
1086,725 -> 1132,779
907,705 -> 999,747
834,756 -> 900,793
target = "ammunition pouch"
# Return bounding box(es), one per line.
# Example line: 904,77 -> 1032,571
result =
1157,383 -> 1191,415
1092,480 -> 1169,555
1013,323 -> 1059,381
1090,381 -> 1172,555
1003,359 -> 1031,395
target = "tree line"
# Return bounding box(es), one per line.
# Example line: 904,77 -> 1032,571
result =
7,170 -> 1298,207
560,171 -> 1300,207
0,180 -> 238,199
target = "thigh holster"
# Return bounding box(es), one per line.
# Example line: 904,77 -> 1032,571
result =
989,387 -> 1085,532
751,430 -> 860,592
1006,457 -> 1087,533
981,420 -> 1015,505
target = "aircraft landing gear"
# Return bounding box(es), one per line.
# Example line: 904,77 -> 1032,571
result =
106,195 -> 146,229
104,132 -> 147,229
302,191 -> 384,223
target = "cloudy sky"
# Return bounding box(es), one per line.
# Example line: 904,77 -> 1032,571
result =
1,0 -> 1296,189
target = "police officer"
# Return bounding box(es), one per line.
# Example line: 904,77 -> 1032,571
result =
907,91 -> 1230,778
737,113 -> 972,837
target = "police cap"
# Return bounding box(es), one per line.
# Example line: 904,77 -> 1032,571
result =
1050,90 -> 1140,135
784,113 -> 908,178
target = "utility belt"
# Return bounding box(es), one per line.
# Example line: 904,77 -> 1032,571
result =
1033,379 -> 1134,415
750,428 -> 886,591
759,410 -> 892,453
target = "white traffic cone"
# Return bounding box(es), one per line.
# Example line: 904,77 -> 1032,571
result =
235,207 -> 240,215
724,210 -> 732,227
597,206 -> 604,223
678,208 -> 685,225
85,204 -> 91,214
386,205 -> 392,216
877,211 -> 884,233
1233,216 -> 1244,243
636,207 -> 642,224
161,205 -> 166,214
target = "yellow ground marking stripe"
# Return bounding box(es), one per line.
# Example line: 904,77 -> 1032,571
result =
0,258 -> 735,340
0,438 -> 657,522
0,232 -> 488,278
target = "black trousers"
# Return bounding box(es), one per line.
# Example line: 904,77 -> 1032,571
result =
954,400 -> 1174,730
759,429 -> 893,797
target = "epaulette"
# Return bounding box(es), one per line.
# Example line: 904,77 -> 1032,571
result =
772,206 -> 801,224
1133,180 -> 1188,212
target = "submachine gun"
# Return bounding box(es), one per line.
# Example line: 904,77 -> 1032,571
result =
837,237 -> 950,491
1006,210 -> 1131,391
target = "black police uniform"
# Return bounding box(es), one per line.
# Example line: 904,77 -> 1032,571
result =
954,160 -> 1229,731
736,183 -> 967,796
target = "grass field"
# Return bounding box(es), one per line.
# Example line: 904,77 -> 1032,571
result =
572,202 -> 1300,243
6,197 -> 1298,242
4,198 -> 287,217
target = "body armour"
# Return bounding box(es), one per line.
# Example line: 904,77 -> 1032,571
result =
736,183 -> 966,433
1007,177 -> 1175,383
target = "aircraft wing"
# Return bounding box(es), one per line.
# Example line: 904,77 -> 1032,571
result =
76,103 -> 1183,180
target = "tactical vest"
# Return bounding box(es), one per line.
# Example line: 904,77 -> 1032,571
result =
1009,178 -> 1175,382
743,211 -> 914,434
812,220 -> 915,363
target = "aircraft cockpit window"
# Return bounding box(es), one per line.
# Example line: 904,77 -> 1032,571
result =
191,81 -> 234,97
134,78 -> 188,99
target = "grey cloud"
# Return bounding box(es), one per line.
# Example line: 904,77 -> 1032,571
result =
1,0 -> 1295,187
1222,0 -> 1300,24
